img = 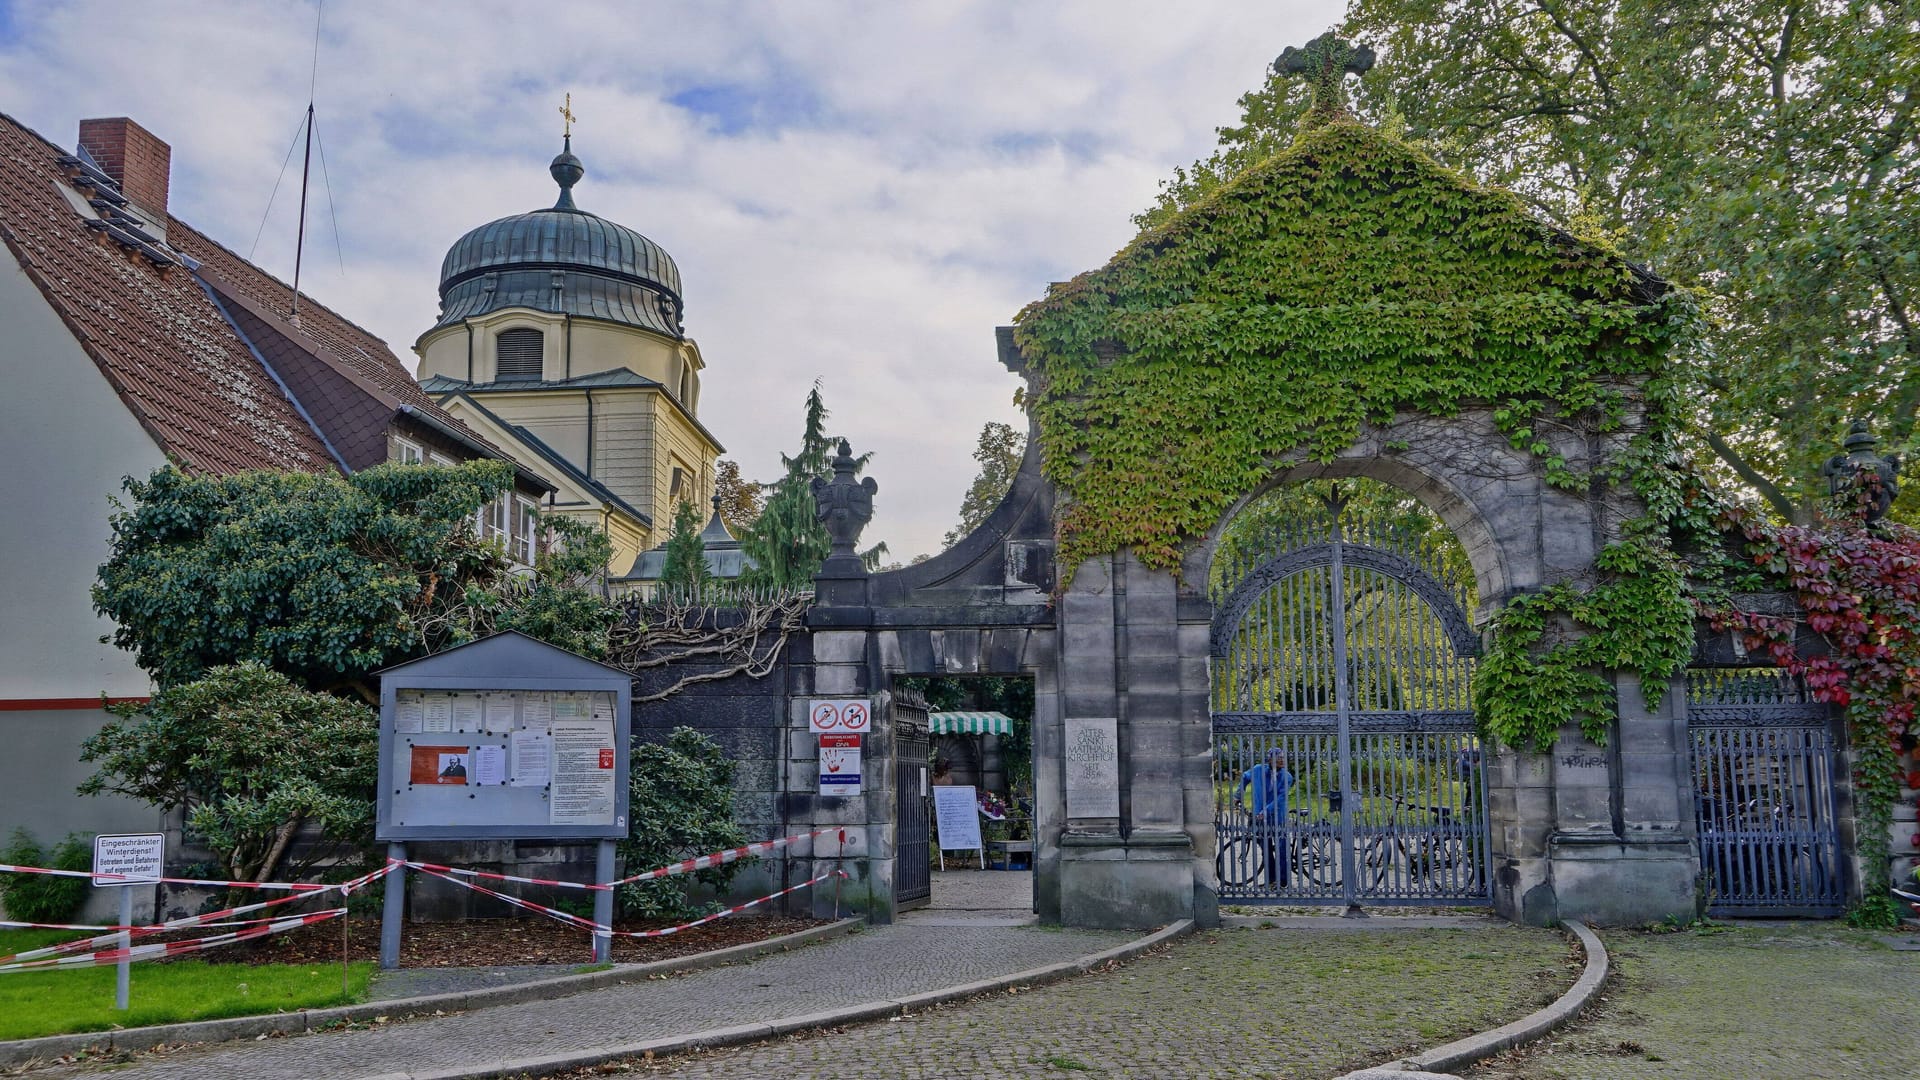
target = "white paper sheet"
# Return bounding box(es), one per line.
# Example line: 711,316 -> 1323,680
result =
509,731 -> 552,787
451,694 -> 483,732
471,743 -> 508,786
393,693 -> 424,734
520,693 -> 552,733
550,719 -> 616,825
422,695 -> 453,733
484,694 -> 517,734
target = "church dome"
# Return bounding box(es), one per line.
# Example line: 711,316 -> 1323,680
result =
431,138 -> 684,338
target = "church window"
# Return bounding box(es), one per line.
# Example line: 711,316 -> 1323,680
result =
496,328 -> 543,381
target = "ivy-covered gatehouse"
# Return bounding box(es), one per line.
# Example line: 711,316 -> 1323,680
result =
755,33 -> 1887,930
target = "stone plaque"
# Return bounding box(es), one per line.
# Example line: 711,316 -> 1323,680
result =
1064,717 -> 1120,819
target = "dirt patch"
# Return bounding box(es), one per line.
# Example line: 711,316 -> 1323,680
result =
225,914 -> 829,968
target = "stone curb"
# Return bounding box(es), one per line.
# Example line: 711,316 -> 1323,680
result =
1336,920 -> 1610,1079
0,918 -> 863,1070
392,919 -> 1196,1080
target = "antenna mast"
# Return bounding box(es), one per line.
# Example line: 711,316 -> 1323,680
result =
289,1 -> 324,325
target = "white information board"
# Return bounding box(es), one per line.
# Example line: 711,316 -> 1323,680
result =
92,833 -> 164,887
933,785 -> 983,851
1065,717 -> 1121,819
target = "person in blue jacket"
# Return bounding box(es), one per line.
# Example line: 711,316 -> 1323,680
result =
1234,747 -> 1297,886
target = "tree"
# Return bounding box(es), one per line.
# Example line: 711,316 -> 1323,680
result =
79,663 -> 378,885
94,463 -> 614,697
659,498 -> 715,593
712,458 -> 762,535
739,383 -> 885,588
1148,2 -> 1920,523
617,727 -> 749,920
943,421 -> 1025,548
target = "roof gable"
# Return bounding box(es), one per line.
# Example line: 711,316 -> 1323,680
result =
0,112 -> 334,475
375,629 -> 626,681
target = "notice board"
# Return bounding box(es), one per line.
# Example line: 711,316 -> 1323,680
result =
933,785 -> 982,851
375,632 -> 630,842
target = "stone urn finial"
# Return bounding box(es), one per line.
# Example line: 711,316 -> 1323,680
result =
811,439 -> 878,558
1822,419 -> 1902,523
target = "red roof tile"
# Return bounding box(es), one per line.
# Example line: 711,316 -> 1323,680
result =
0,112 -> 333,475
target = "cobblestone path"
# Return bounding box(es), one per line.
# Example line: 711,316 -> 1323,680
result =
591,923 -> 1572,1080
1466,922 -> 1920,1079
43,920 -> 1132,1079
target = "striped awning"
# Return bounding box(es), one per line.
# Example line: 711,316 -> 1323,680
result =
928,710 -> 1016,735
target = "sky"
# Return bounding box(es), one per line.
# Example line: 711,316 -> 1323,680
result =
0,0 -> 1344,560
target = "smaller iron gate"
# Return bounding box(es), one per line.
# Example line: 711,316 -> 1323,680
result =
894,702 -> 932,911
1687,668 -> 1845,916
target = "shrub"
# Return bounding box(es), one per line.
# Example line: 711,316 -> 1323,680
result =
617,728 -> 748,921
0,830 -> 91,924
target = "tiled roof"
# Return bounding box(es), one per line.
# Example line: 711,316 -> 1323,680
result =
0,112 -> 332,474
168,220 -> 507,454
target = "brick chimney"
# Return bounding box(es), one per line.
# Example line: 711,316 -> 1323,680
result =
78,117 -> 170,220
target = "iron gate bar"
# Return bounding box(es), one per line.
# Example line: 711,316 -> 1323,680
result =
1685,669 -> 1843,917
1211,494 -> 1491,908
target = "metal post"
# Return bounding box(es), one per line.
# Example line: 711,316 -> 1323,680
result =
1329,515 -> 1364,917
114,886 -> 132,1010
592,840 -> 614,964
834,828 -> 845,920
379,842 -> 406,970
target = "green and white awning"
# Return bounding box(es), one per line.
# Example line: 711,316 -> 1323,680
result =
928,711 -> 1016,735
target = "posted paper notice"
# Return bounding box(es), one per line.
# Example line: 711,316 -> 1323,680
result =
471,743 -> 508,786
509,731 -> 552,787
550,719 -> 616,826
483,694 -> 516,734
393,693 -> 424,734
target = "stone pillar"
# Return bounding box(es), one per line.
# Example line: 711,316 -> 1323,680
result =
791,628 -> 885,921
1052,552 -> 1197,929
1536,675 -> 1697,926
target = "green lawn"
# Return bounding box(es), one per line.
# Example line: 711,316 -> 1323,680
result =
0,930 -> 372,1041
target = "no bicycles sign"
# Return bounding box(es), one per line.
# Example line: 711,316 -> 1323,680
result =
808,698 -> 871,734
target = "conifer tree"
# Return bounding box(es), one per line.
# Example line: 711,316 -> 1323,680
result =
741,383 -> 885,588
658,498 -> 713,593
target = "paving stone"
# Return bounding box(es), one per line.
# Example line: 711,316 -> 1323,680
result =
1464,922 -> 1920,1079
619,924 -> 1570,1080
42,921 -> 1131,1080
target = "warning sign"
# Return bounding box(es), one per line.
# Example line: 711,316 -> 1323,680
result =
808,699 -> 872,734
818,731 -> 863,797
92,833 -> 164,887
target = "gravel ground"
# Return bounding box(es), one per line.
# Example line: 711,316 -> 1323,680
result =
569,923 -> 1574,1080
1466,922 -> 1920,1080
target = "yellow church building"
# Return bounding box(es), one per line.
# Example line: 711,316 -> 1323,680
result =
415,134 -> 723,576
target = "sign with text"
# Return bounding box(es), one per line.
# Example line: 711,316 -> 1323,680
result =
818,732 -> 863,797
808,698 -> 872,734
92,833 -> 164,887
933,785 -> 983,851
1064,717 -> 1121,819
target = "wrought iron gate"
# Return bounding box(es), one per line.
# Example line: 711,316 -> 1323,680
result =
1687,669 -> 1845,916
1211,494 -> 1490,907
894,702 -> 932,911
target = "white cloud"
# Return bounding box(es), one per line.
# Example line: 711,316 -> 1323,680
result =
0,0 -> 1343,559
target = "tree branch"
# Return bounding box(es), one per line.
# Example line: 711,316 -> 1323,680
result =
1706,429 -> 1799,521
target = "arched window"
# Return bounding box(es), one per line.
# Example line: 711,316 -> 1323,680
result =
496,328 -> 543,381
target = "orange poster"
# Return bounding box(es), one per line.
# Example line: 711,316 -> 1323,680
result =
411,745 -> 470,785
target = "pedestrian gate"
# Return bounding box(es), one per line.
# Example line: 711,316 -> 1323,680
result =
1687,668 -> 1845,916
1211,494 -> 1490,907
894,699 -> 932,912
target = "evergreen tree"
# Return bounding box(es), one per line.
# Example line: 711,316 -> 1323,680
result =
658,498 -> 714,593
740,382 -> 885,588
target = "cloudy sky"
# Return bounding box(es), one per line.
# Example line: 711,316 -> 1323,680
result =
0,0 -> 1342,560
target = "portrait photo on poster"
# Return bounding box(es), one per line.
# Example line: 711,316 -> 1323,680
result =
411,744 -> 471,786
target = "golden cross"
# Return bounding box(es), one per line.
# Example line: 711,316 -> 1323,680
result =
559,93 -> 576,139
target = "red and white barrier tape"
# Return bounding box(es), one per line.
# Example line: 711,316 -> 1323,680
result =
0,862 -> 394,967
601,828 -> 843,889
411,867 -> 603,933
0,908 -> 346,973
405,827 -> 843,893
417,864 -> 845,940
602,871 -> 843,939
0,862 -> 371,892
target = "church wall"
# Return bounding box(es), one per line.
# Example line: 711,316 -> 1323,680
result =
651,395 -> 721,515
589,389 -> 658,521
566,322 -> 680,388
470,390 -> 593,469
